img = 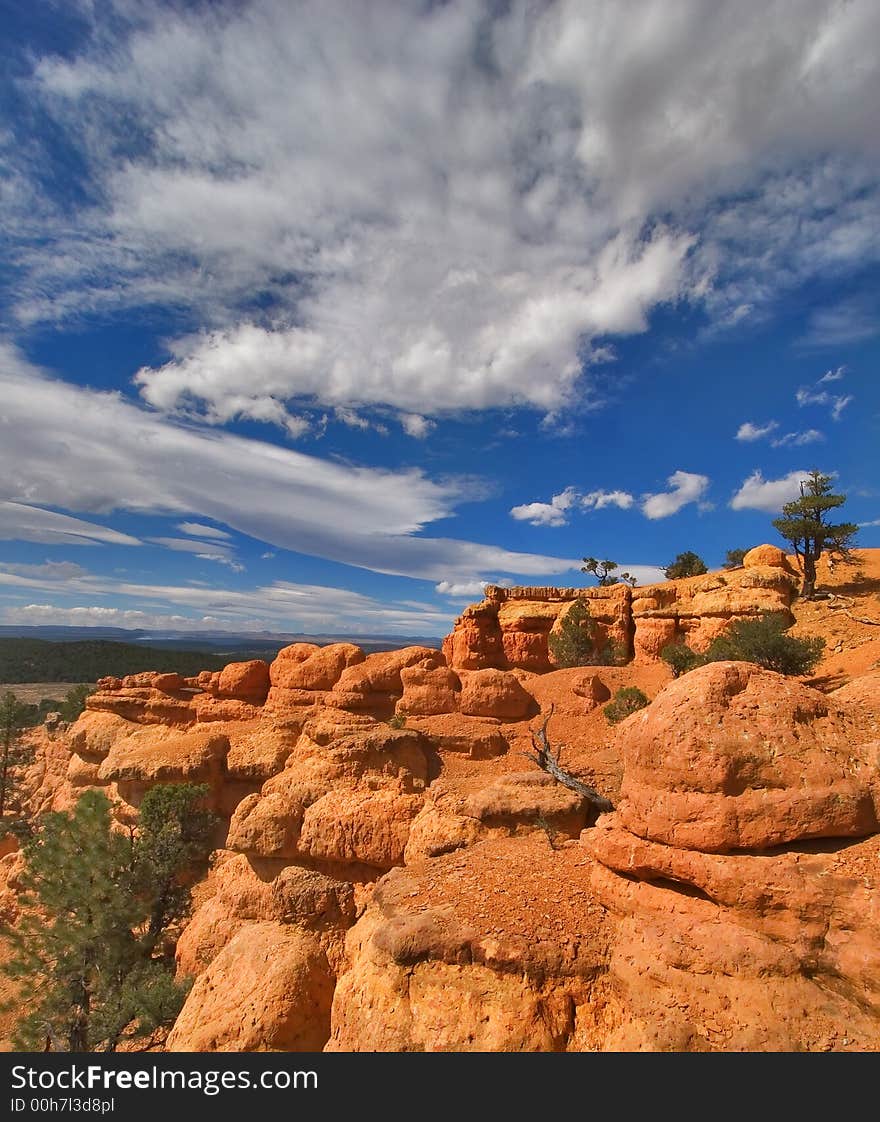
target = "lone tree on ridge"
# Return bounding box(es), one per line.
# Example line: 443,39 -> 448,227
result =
772,470 -> 858,599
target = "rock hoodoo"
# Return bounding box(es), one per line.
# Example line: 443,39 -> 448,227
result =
441,550 -> 798,672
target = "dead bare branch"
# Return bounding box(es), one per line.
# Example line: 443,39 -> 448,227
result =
521,705 -> 614,816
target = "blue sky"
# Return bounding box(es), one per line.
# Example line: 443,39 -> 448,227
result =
0,0 -> 878,638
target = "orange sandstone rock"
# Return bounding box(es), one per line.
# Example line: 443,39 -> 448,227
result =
167,922 -> 334,1052
269,642 -> 364,690
217,659 -> 270,702
457,668 -> 534,719
396,660 -> 460,716
616,660 -> 877,851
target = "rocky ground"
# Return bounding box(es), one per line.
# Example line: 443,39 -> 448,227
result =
1,546 -> 878,1052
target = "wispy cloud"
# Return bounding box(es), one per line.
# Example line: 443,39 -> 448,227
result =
176,522 -> 233,541
0,347 -> 580,585
771,428 -> 824,448
803,295 -> 880,346
796,368 -> 854,421
736,421 -> 779,442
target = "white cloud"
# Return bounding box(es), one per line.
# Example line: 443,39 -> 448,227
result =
148,537 -> 245,572
510,487 -> 579,527
831,394 -> 853,421
796,368 -> 853,420
859,519 -> 880,528
0,560 -> 87,580
730,469 -> 809,512
0,348 -> 579,584
6,2 -> 878,427
771,429 -> 824,448
0,501 -> 142,547
510,486 -> 634,526
736,421 -> 778,442
581,490 -> 634,511
400,414 -> 436,440
0,565 -> 458,636
434,580 -> 489,599
176,522 -> 232,541
804,296 -> 879,345
642,471 -> 710,520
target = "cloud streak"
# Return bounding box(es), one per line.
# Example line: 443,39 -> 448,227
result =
0,348 -> 579,584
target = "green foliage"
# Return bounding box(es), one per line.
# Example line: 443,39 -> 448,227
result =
0,638 -> 229,685
663,551 -> 708,579
703,613 -> 825,676
549,598 -> 621,668
0,691 -> 34,824
581,558 -> 619,585
604,687 -> 649,724
660,642 -> 705,678
724,548 -> 747,569
1,784 -> 216,1052
59,684 -> 92,722
387,713 -> 407,729
658,613 -> 825,678
772,470 -> 858,598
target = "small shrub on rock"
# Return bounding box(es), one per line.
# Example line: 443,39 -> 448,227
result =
549,598 -> 621,668
604,686 -> 649,724
660,642 -> 706,678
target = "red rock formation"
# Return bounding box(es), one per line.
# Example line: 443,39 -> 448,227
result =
442,548 -> 799,670
614,661 -> 877,851
631,561 -> 797,661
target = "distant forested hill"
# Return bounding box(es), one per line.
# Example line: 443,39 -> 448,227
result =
0,638 -> 229,683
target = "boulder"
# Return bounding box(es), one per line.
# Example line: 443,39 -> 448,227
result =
269,643 -> 364,690
167,923 -> 334,1052
217,660 -> 270,702
458,668 -> 534,719
396,660 -> 460,716
616,660 -> 878,851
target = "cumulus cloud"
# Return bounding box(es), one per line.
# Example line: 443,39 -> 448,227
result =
642,471 -> 710,520
736,421 -> 778,442
400,414 -> 436,440
510,486 -> 634,526
510,487 -> 579,527
4,1 -> 878,430
730,469 -> 809,512
581,490 -> 634,511
0,349 -> 579,584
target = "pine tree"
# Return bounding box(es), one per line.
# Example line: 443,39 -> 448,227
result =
663,551 -> 708,579
724,548 -> 747,569
2,784 -> 215,1051
772,470 -> 858,598
581,557 -> 619,585
0,691 -> 34,828
549,598 -> 620,667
